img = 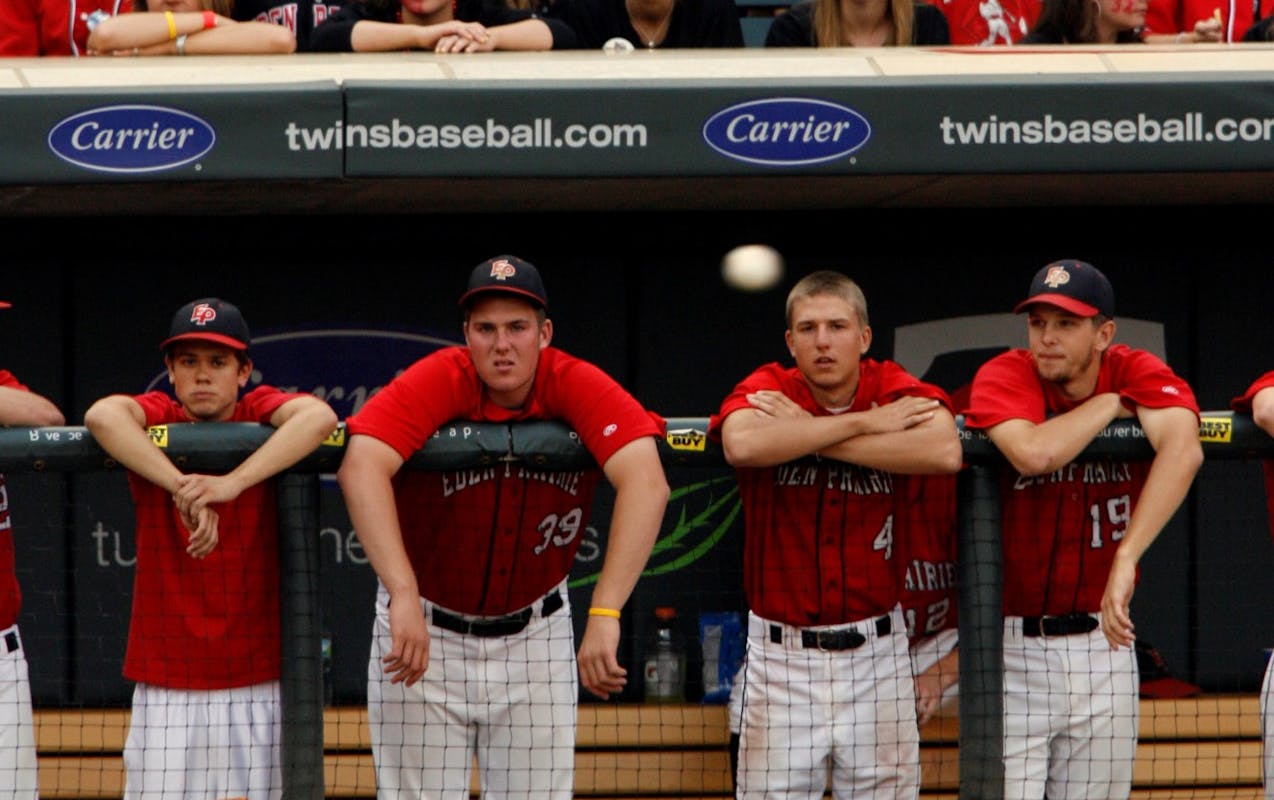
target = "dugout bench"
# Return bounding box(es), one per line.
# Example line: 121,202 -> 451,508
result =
31,695 -> 1267,798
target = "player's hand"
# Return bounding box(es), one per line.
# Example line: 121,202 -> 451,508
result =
862,396 -> 940,435
1100,551 -> 1138,650
384,594 -> 430,686
746,390 -> 812,419
577,616 -> 626,699
173,473 -> 244,519
914,674 -> 943,726
182,504 -> 220,559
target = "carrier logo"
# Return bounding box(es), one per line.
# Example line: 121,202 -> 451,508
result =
48,105 -> 216,174
702,98 -> 871,167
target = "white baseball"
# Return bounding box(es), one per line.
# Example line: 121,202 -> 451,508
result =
722,244 -> 784,292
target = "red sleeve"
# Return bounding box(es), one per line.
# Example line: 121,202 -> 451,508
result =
1107,347 -> 1199,416
962,350 -> 1044,430
1142,0 -> 1183,35
871,359 -> 954,411
1232,371 -> 1274,413
235,386 -> 306,423
542,353 -> 662,466
0,0 -> 40,56
345,349 -> 475,461
708,363 -> 797,440
133,391 -> 184,425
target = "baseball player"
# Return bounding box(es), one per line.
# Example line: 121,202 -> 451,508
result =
1231,371 -> 1274,800
963,259 -> 1203,800
336,255 -> 669,799
708,269 -> 962,799
897,472 -> 960,726
83,298 -> 337,800
0,301 -> 66,800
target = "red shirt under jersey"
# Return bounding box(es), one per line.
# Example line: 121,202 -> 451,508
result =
0,371 -> 30,630
1232,370 -> 1274,539
708,359 -> 954,628
0,0 -> 132,56
963,345 -> 1199,617
123,386 -> 297,689
345,346 -> 662,616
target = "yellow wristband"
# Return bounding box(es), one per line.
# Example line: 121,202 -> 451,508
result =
165,11 -> 178,40
588,607 -> 621,619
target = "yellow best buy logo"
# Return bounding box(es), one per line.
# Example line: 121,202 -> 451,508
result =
666,428 -> 706,452
323,427 -> 347,447
1198,417 -> 1231,443
147,425 -> 168,448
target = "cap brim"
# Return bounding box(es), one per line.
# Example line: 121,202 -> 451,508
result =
161,332 -> 249,351
458,287 -> 546,309
1139,677 -> 1202,699
1014,293 -> 1100,317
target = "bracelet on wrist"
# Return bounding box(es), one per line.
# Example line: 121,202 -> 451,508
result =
165,10 -> 178,40
588,607 -> 622,619
175,33 -> 188,55
203,10 -> 217,29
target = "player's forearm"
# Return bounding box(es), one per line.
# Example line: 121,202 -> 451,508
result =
226,400 -> 337,493
593,444 -> 669,610
994,393 -> 1124,476
337,454 -> 420,600
1114,425 -> 1202,566
0,386 -> 64,427
723,411 -> 874,467
85,399 -> 183,492
819,410 -> 962,474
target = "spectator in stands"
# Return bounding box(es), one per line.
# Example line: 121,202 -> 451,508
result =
309,0 -> 577,51
0,302 -> 65,800
86,0 -> 297,55
336,255 -> 668,799
764,0 -> 951,45
1231,370 -> 1274,800
1144,0 -> 1263,42
934,0 -> 1039,44
0,0 -> 133,56
1019,0 -> 1146,42
963,259 -> 1203,800
709,270 -> 962,798
551,0 -> 744,49
233,0 -> 347,50
83,298 -> 337,800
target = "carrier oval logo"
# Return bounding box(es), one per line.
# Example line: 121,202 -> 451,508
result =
48,105 -> 216,174
702,98 -> 871,167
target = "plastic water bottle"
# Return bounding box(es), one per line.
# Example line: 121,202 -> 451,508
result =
321,633 -> 334,706
644,607 -> 685,703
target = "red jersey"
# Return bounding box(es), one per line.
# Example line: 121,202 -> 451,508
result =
0,0 -> 132,56
1232,370 -> 1274,538
932,0 -> 1040,44
708,359 -> 954,628
123,386 -> 298,690
963,345 -> 1199,617
896,473 -> 959,642
345,346 -> 662,616
0,370 -> 29,630
1144,0 -> 1271,41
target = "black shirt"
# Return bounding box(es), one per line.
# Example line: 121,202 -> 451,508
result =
310,0 -> 578,50
764,0 -> 951,46
552,0 -> 744,48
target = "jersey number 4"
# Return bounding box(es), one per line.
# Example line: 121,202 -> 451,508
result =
873,514 -> 894,560
1089,494 -> 1130,548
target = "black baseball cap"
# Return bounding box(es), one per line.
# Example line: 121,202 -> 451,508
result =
161,298 -> 250,351
458,255 -> 548,310
1014,259 -> 1115,319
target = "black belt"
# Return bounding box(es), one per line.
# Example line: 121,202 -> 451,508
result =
431,590 -> 564,638
770,614 -> 892,651
3,630 -> 18,654
1021,613 -> 1099,637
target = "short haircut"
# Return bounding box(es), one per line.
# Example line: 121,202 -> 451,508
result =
785,270 -> 869,329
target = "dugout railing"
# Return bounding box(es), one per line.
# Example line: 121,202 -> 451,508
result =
0,412 -> 1268,800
